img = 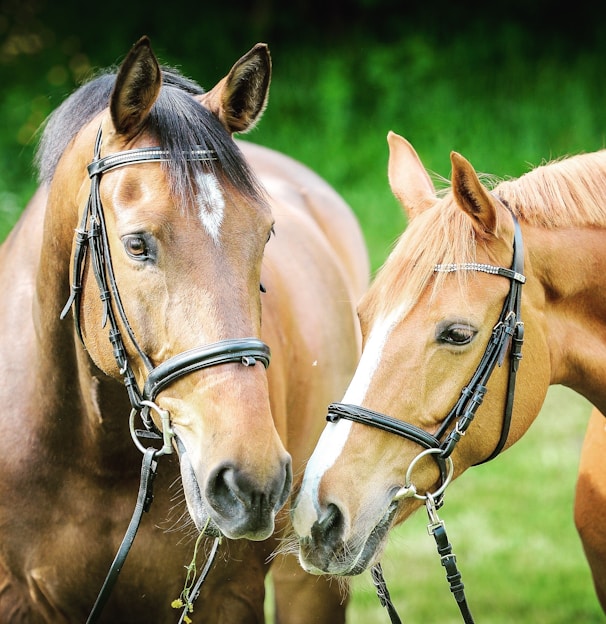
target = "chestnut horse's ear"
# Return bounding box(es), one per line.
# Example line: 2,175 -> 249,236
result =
387,131 -> 436,217
110,36 -> 162,139
198,43 -> 271,135
450,151 -> 497,235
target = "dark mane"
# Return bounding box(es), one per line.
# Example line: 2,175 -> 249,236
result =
35,67 -> 266,205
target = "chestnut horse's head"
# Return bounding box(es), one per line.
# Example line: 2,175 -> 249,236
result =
41,37 -> 291,540
292,132 -> 552,574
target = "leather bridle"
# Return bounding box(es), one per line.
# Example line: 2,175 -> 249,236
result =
62,127 -> 271,622
326,206 -> 526,623
327,205 -> 525,499
62,127 -> 271,422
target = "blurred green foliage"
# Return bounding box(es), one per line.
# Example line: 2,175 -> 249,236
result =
1,1 -> 605,268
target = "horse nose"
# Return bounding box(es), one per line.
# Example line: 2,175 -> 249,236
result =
295,502 -> 347,574
311,503 -> 345,552
206,458 -> 292,540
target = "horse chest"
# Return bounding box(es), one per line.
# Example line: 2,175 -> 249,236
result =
0,463 -> 194,622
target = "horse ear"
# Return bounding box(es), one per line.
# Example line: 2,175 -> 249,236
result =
387,131 -> 436,217
451,151 -> 497,235
198,43 -> 271,134
110,36 -> 162,139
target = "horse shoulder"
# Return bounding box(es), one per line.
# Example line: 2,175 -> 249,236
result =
238,140 -> 369,301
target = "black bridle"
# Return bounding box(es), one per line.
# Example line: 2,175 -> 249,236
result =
62,127 -> 271,622
326,206 -> 525,623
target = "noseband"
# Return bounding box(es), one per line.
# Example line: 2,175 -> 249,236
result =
63,127 -> 271,623
326,206 -> 525,624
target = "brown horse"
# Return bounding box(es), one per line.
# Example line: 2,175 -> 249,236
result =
291,131 -> 606,612
0,38 -> 368,622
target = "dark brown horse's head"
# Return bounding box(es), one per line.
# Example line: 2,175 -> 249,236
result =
44,37 -> 291,540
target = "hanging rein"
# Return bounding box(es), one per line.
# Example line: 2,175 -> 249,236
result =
61,127 -> 271,623
327,205 -> 525,624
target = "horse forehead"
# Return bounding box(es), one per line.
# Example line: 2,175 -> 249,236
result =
108,166 -> 267,244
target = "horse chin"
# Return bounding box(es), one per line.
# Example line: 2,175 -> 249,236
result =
299,502 -> 397,577
177,443 -> 222,537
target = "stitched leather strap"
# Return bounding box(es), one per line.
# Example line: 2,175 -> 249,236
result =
86,448 -> 157,624
143,338 -> 270,402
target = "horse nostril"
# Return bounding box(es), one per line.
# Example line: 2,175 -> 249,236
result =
207,464 -> 244,513
312,503 -> 344,548
206,460 -> 292,519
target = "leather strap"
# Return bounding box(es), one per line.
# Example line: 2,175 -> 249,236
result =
87,145 -> 216,177
86,447 -> 157,624
143,338 -> 270,401
370,564 -> 403,624
327,403 -> 450,489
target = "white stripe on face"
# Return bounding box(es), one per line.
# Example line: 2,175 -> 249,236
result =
293,307 -> 403,536
196,172 -> 225,243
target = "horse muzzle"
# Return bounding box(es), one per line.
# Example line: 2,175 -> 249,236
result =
178,437 -> 292,540
296,499 -> 398,576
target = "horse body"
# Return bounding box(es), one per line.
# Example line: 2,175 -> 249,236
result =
291,132 -> 606,611
0,39 -> 368,622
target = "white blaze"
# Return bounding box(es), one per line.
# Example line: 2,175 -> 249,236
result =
196,171 -> 225,243
293,306 -> 404,535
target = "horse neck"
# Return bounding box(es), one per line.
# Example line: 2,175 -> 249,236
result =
527,225 -> 606,411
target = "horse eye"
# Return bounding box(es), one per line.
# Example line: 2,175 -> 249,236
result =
438,323 -> 476,346
122,235 -> 149,260
267,225 -> 275,244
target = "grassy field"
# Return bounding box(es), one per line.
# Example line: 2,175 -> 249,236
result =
2,23 -> 606,623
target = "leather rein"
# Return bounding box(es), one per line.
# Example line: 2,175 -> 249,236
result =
61,127 -> 271,622
327,206 -> 526,624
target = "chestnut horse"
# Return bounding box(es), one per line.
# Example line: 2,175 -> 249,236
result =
0,38 -> 368,622
292,131 -> 606,612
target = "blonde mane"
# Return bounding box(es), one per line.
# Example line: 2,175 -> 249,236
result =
367,149 -> 606,320
497,150 -> 606,228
